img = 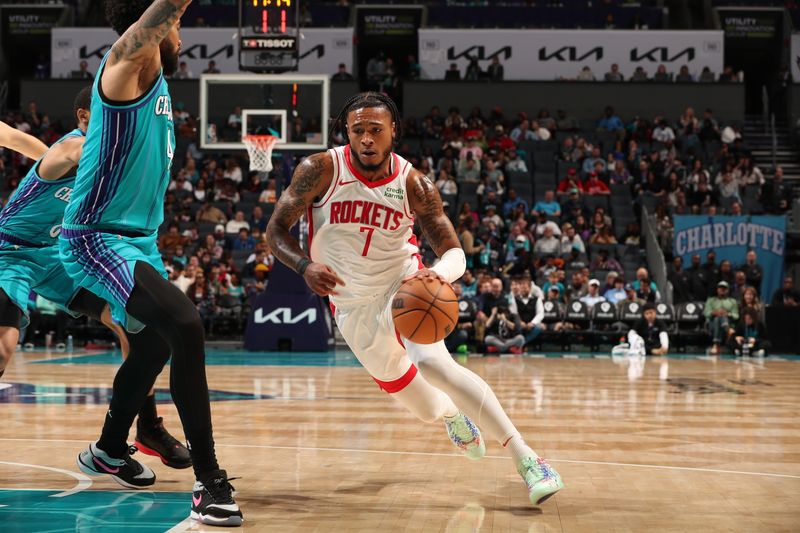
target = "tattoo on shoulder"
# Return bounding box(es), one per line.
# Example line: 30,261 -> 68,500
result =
291,156 -> 326,197
412,173 -> 439,212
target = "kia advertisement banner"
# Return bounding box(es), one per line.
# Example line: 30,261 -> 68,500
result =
51,27 -> 352,78
418,29 -> 724,81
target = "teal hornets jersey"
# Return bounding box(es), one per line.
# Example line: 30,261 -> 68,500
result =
0,128 -> 83,247
63,52 -> 175,234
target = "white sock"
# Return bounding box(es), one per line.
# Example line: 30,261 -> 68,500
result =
389,371 -> 459,422
405,339 -> 539,457
502,433 -> 538,463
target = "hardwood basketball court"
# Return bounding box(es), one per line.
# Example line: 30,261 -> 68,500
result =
1,349 -> 798,532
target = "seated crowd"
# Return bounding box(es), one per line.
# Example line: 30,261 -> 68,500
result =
2,99 -> 795,353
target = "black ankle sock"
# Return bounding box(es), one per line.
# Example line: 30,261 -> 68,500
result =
187,434 -> 220,479
137,393 -> 158,427
0,369 -> 4,379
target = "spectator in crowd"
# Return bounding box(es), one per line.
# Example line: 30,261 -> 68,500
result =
632,267 -> 660,300
675,65 -> 693,83
505,149 -> 528,173
435,169 -> 459,196
556,109 -> 580,131
731,270 -> 749,300
458,154 -> 481,182
445,282 -> 476,354
174,61 -> 193,79
366,52 -> 387,88
332,63 -> 354,81
604,276 -> 627,304
249,205 -> 269,233
226,211 -> 250,234
567,271 -> 588,301
699,67 -> 716,83
512,275 -> 544,349
584,172 -> 610,195
580,279 -> 606,308
158,223 -> 187,256
406,54 -> 421,80
739,250 -> 764,290
258,180 -> 277,204
728,308 -> 769,357
532,190 -> 561,218
719,66 -> 738,82
444,63 -> 461,81
510,119 -> 537,143
765,166 -> 790,213
477,277 -> 512,322
503,189 -> 528,217
484,304 -> 524,354
560,222 -> 585,255
74,61 -> 94,80
668,256 -> 693,304
458,269 -> 478,299
739,286 -> 764,322
604,63 -> 624,82
652,118 -> 675,143
582,147 -> 605,176
597,106 -> 624,136
686,254 -> 710,301
232,228 -> 255,252
534,226 -> 561,256
627,302 -> 669,356
203,60 -> 221,74
618,283 -> 645,314
704,281 -> 739,354
630,66 -> 649,82
772,276 -> 799,306
487,57 -> 504,81
591,249 -> 623,275
653,64 -> 671,82
557,170 -> 585,197
577,66 -> 596,81
464,57 -> 482,81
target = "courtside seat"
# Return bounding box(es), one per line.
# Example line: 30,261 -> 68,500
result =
590,300 -> 620,350
674,301 -> 708,352
563,300 -> 591,349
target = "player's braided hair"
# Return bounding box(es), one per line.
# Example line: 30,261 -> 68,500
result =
329,92 -> 402,147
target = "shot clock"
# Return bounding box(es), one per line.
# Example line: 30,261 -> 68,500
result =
239,0 -> 300,72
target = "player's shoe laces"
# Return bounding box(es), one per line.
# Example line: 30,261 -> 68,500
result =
76,442 -> 155,489
444,412 -> 486,460
517,456 -> 564,505
135,417 -> 192,469
190,469 -> 243,527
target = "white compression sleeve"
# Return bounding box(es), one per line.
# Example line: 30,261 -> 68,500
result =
430,248 -> 467,283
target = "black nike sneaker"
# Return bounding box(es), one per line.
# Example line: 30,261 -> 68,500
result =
134,417 -> 192,469
76,443 -> 156,489
190,469 -> 243,527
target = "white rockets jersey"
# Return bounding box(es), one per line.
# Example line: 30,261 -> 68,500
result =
308,145 -> 421,308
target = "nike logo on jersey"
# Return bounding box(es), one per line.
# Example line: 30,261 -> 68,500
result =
330,200 -> 404,231
338,180 -> 358,186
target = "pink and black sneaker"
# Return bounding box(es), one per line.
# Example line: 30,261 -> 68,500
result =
76,442 -> 155,489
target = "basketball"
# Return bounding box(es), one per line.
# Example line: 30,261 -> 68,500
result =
392,276 -> 459,344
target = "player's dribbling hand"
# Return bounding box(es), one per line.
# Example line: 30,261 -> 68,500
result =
403,268 -> 449,286
303,263 -> 346,296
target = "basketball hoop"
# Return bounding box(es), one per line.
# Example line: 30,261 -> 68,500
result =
243,135 -> 278,173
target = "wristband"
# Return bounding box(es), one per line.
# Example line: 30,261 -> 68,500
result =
297,258 -> 311,276
430,247 -> 467,283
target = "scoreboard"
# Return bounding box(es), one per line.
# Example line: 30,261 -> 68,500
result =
239,0 -> 299,72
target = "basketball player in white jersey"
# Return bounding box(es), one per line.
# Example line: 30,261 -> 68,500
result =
266,93 -> 563,506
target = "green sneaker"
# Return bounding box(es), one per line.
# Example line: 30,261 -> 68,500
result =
456,344 -> 469,354
444,412 -> 485,460
517,456 -> 564,505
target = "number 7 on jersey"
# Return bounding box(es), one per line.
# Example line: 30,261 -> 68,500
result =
359,226 -> 374,256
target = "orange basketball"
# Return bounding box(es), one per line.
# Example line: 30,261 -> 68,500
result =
392,276 -> 459,344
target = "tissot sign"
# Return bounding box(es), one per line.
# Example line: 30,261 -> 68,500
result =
419,29 -> 723,80
51,27 -> 352,77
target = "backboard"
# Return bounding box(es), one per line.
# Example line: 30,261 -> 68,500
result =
200,73 -> 329,151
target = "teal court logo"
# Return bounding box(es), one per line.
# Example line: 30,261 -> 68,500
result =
0,383 -> 274,404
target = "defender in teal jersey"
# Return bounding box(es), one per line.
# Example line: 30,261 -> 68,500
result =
59,1 -> 241,526
0,91 -> 191,474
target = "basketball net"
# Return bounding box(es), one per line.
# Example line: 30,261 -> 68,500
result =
243,135 -> 278,173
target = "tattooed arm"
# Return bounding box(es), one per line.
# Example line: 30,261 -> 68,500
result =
266,152 -> 346,296
407,170 -> 466,283
103,0 -> 192,101
408,170 -> 461,256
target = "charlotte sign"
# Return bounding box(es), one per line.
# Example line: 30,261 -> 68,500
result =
418,29 -> 724,81
51,27 -> 352,77
673,215 -> 786,300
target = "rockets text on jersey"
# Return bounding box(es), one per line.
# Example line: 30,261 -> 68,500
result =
308,145 -> 422,307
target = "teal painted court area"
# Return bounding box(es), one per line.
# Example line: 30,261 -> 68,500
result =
27,348 -> 800,367
0,489 -> 188,533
